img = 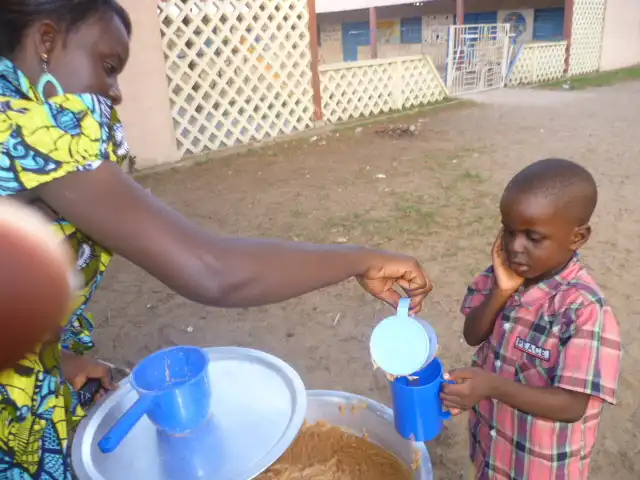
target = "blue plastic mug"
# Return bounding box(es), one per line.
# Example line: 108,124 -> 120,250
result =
98,346 -> 211,454
158,416 -> 225,480
390,357 -> 453,442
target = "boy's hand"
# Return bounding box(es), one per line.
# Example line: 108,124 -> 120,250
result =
61,351 -> 117,402
440,367 -> 497,413
492,230 -> 524,296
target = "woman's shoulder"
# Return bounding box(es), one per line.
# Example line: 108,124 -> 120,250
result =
0,93 -> 128,194
1,92 -> 114,135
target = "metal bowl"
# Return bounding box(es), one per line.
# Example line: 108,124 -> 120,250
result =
304,390 -> 433,480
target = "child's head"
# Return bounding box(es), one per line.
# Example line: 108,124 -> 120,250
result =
499,158 -> 597,280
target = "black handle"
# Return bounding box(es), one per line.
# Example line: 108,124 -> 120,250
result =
78,378 -> 105,408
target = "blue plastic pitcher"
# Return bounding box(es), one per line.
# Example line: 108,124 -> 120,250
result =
98,346 -> 211,454
390,357 -> 453,442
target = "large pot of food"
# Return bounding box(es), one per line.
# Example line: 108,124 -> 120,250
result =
258,390 -> 433,479
73,348 -> 434,480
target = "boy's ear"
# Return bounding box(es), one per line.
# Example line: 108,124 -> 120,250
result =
570,224 -> 591,251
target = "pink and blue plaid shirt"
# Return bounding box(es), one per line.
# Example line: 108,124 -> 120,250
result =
462,256 -> 621,480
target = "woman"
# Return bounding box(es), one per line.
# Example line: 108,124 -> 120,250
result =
0,1 -> 431,478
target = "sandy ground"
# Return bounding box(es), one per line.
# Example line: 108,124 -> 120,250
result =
89,82 -> 640,479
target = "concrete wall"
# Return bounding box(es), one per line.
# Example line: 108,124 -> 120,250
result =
600,0 -> 640,70
116,0 -> 179,168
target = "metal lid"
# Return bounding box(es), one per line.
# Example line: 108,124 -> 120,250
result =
72,347 -> 307,480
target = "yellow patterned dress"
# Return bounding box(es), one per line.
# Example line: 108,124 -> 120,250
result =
0,57 -> 128,479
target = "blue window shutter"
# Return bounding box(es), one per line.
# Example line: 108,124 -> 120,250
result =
533,8 -> 565,41
456,12 -> 498,40
401,17 -> 423,44
463,12 -> 498,25
342,21 -> 371,62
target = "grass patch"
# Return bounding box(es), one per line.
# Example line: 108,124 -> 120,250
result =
323,211 -> 392,245
330,98 -> 474,135
394,195 -> 437,230
283,145 -> 496,249
457,170 -> 483,182
541,66 -> 640,90
318,192 -> 439,246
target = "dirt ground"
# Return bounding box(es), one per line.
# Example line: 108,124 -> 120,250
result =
90,82 -> 640,479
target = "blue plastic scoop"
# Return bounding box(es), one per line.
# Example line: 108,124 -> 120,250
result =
98,345 -> 211,454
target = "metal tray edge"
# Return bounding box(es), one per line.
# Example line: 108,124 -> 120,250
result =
72,347 -> 307,480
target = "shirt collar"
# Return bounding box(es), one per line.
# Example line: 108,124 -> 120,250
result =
0,56 -> 42,102
515,254 -> 582,308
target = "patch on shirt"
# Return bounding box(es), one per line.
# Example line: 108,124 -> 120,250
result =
515,337 -> 551,361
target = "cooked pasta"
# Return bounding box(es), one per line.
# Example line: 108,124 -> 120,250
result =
372,357 -> 418,382
257,421 -> 415,479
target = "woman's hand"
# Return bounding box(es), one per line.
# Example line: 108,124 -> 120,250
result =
357,251 -> 432,314
492,230 -> 524,296
61,350 -> 117,402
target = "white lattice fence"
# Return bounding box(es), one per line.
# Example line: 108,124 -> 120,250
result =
422,43 -> 448,67
569,0 -> 607,75
157,0 -> 314,155
507,42 -> 567,86
319,56 -> 447,124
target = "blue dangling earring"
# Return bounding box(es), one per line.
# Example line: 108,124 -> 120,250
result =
36,53 -> 65,99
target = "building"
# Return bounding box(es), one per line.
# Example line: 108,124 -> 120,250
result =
102,0 -> 638,168
599,0 -> 640,71
316,0 -> 640,80
317,0 -> 566,65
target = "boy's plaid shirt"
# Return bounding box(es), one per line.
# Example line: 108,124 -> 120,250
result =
462,256 -> 621,480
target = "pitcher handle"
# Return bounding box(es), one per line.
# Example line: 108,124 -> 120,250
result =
441,379 -> 456,420
397,297 -> 411,317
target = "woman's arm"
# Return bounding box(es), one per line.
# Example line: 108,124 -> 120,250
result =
37,161 -> 431,309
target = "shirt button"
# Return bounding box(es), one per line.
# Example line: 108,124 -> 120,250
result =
495,359 -> 501,369
503,323 -> 511,332
490,429 -> 496,438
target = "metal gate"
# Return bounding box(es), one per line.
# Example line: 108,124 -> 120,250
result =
445,24 -> 511,95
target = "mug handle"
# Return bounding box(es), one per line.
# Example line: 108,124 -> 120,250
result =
440,379 -> 456,420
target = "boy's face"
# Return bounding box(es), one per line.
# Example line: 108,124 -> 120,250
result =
499,191 -> 590,280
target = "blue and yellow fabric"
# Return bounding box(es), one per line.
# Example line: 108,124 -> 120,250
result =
0,56 -> 127,479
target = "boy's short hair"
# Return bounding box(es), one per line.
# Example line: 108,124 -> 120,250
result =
504,158 -> 598,225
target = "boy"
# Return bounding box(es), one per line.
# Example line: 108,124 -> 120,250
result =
441,159 -> 621,479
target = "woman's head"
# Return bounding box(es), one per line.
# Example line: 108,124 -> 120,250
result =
0,1 -> 132,105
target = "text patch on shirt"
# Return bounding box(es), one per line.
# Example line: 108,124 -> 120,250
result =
514,336 -> 551,361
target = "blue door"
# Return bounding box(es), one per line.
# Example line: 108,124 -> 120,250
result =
533,8 -> 565,41
342,21 -> 370,62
